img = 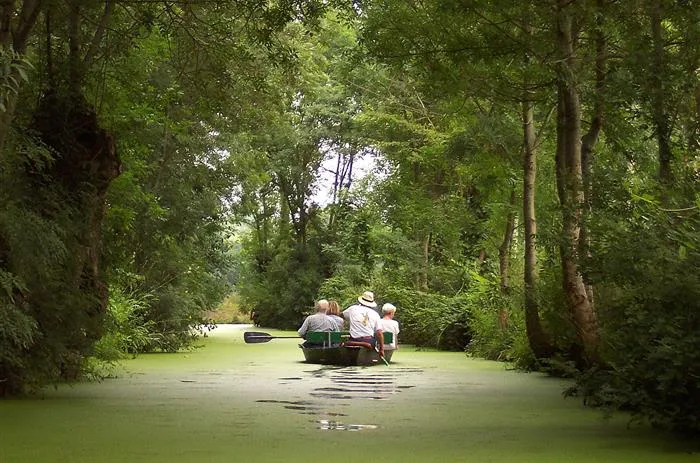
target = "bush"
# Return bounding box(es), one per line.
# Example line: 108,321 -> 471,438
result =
465,272 -> 531,363
237,241 -> 328,329
570,200 -> 700,436
92,289 -> 155,361
371,287 -> 469,350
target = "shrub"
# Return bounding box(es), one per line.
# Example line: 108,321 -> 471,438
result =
93,289 -> 155,360
570,200 -> 700,436
465,272 -> 531,363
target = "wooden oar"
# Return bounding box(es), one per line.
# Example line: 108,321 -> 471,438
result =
243,331 -> 300,344
375,346 -> 390,366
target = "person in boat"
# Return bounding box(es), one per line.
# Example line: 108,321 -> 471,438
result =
343,291 -> 384,357
380,303 -> 400,352
327,300 -> 344,330
298,299 -> 338,346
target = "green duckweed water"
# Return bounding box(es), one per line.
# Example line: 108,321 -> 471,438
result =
0,325 -> 697,463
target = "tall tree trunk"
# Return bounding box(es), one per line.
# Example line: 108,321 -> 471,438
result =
332,150 -> 342,205
579,0 -> 605,315
649,0 -> 673,183
328,149 -> 355,229
555,1 -> 600,366
521,6 -> 553,358
522,94 -> 552,358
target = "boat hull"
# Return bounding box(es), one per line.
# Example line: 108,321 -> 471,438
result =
300,345 -> 394,366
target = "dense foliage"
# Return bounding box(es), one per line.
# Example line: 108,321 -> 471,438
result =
0,0 -> 698,438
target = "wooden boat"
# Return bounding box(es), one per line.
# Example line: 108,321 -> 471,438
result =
300,331 -> 394,366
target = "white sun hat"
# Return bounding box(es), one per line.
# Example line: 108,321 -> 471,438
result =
357,291 -> 377,308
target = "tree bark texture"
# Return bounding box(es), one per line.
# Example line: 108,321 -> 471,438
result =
555,1 -> 600,366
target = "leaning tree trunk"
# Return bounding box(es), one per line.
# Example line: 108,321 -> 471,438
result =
555,2 -> 600,367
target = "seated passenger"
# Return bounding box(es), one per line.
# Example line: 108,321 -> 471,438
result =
343,291 -> 384,357
380,303 -> 400,351
327,300 -> 344,330
298,299 -> 338,346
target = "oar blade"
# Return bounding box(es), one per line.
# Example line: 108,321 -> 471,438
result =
244,331 -> 274,344
375,347 -> 390,366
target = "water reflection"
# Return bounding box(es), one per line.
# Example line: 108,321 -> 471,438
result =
255,367 -> 422,430
316,420 -> 379,431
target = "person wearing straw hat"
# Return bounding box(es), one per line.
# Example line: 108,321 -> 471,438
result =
343,291 -> 384,356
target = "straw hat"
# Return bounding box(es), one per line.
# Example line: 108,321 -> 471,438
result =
358,291 -> 377,308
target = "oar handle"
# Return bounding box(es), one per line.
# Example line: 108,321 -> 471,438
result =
244,331 -> 301,343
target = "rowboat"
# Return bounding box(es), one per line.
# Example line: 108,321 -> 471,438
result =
299,331 -> 394,366
243,330 -> 394,366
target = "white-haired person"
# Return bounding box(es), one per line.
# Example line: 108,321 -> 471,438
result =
298,299 -> 338,346
342,291 -> 384,357
380,303 -> 400,351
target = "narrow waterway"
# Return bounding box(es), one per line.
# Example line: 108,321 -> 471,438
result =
0,325 -> 696,463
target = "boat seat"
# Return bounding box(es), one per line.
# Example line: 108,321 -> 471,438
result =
306,331 -> 392,347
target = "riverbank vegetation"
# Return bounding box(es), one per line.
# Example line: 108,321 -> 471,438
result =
0,0 -> 698,437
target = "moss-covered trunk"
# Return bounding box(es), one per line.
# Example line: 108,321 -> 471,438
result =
30,92 -> 120,378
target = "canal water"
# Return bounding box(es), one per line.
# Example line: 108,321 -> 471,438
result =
0,325 -> 696,462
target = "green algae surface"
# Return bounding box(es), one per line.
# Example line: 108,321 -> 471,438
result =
0,325 -> 697,463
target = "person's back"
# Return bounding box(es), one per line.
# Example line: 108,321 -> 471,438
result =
343,292 -> 381,340
343,291 -> 385,357
380,303 -> 400,350
327,300 -> 344,330
298,299 -> 337,340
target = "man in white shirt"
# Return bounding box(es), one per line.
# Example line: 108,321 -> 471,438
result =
380,303 -> 400,351
298,300 -> 338,343
343,291 -> 384,357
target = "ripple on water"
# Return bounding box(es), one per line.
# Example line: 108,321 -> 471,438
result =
257,366 -> 423,429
